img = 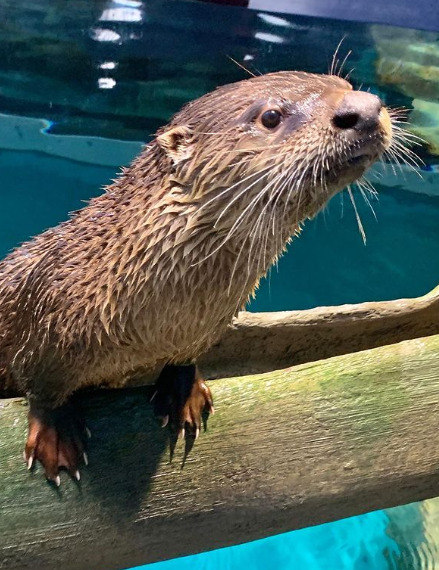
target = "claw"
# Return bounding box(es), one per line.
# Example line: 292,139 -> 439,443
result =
85,427 -> 92,439
50,475 -> 61,487
152,365 -> 213,447
27,454 -> 34,471
25,401 -> 89,485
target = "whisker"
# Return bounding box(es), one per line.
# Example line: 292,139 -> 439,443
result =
224,175 -> 280,252
202,141 -> 285,155
197,161 -> 274,214
356,179 -> 378,221
213,163 -> 276,227
344,67 -> 355,82
254,199 -> 274,276
383,147 -> 407,177
279,162 -> 301,222
390,141 -> 424,169
208,160 -> 288,276
265,179 -> 287,266
200,161 -> 289,270
386,143 -> 424,177
287,159 -> 309,223
227,233 -> 251,297
338,50 -> 352,78
358,176 -> 379,198
347,185 -> 366,245
227,55 -> 257,78
391,132 -> 425,156
392,131 -> 424,148
330,36 -> 346,76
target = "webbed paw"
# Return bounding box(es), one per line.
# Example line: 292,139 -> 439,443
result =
25,400 -> 89,485
152,364 -> 214,440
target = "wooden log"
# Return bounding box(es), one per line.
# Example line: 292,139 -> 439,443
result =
200,285 -> 439,378
2,334 -> 439,570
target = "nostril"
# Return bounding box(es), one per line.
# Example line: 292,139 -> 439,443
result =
333,112 -> 360,130
333,91 -> 382,133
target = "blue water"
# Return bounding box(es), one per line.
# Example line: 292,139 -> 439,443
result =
139,511 -> 399,570
252,186 -> 439,311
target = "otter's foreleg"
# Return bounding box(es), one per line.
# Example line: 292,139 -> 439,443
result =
151,364 -> 214,439
25,397 -> 89,486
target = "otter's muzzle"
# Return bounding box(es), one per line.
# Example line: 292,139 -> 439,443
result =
332,91 -> 382,133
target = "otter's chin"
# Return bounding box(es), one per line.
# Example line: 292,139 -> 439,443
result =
327,163 -> 369,189
338,150 -> 382,185
346,154 -> 373,167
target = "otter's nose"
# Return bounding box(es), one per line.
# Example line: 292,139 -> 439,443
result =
333,91 -> 382,133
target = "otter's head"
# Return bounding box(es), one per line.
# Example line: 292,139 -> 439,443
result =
157,71 -> 394,238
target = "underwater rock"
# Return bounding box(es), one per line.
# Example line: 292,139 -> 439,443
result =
372,25 -> 439,155
410,98 -> 439,155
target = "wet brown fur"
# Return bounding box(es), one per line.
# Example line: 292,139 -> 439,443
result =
0,72 -> 392,407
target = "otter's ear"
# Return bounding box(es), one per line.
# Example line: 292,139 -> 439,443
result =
157,126 -> 194,165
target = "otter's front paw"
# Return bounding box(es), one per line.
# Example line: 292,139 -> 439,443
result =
152,364 -> 214,439
24,401 -> 89,486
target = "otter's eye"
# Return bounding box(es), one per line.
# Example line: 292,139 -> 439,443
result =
261,109 -> 282,129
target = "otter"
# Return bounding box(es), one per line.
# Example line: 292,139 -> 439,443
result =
0,71 -> 396,485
